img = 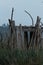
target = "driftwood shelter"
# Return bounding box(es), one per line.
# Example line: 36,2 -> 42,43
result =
0,8 -> 43,49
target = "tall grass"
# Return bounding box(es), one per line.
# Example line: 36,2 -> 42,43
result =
0,48 -> 43,65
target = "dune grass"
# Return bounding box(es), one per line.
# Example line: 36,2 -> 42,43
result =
0,48 -> 43,65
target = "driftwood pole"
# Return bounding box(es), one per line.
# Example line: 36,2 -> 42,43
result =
8,8 -> 16,49
25,10 -> 34,26
35,16 -> 41,49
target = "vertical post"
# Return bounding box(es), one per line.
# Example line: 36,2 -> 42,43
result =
35,16 -> 41,49
8,8 -> 16,49
11,8 -> 14,21
19,24 -> 23,49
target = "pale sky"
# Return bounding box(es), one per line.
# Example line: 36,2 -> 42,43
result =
0,0 -> 43,26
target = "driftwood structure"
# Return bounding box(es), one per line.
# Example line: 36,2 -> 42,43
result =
7,8 -> 43,49
0,8 -> 43,49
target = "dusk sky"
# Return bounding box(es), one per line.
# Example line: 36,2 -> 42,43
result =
0,0 -> 43,26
